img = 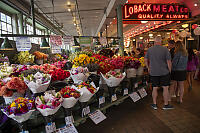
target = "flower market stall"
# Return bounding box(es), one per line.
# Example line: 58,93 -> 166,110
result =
0,46 -> 148,132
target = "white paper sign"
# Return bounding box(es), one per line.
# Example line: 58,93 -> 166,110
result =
57,124 -> 78,133
138,88 -> 147,98
51,45 -> 62,54
88,110 -> 107,124
99,96 -> 105,105
45,122 -> 56,133
123,88 -> 129,96
16,37 -> 31,51
82,106 -> 90,117
129,92 -> 141,102
135,83 -> 138,88
20,131 -> 29,133
111,94 -> 117,102
50,35 -> 62,46
65,116 -> 74,125
63,36 -> 74,46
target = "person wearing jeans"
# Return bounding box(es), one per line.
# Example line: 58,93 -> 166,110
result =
145,36 -> 173,110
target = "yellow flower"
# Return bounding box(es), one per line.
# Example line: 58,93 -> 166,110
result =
10,102 -> 16,107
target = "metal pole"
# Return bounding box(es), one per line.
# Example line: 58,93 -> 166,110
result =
117,5 -> 124,56
30,0 -> 36,35
18,13 -> 24,34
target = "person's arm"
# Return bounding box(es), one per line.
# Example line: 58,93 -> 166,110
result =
166,49 -> 172,73
167,60 -> 172,73
145,57 -> 150,72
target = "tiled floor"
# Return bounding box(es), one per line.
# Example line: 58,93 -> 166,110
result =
77,80 -> 200,133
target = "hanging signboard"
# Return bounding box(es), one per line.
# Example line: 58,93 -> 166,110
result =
50,35 -> 62,46
123,4 -> 190,21
51,45 -> 62,54
16,37 -> 32,51
63,36 -> 74,46
79,37 -> 91,47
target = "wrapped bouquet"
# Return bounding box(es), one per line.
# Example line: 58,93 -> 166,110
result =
60,86 -> 81,108
0,77 -> 28,104
75,82 -> 99,102
70,67 -> 89,84
49,69 -> 70,82
23,72 -> 51,93
101,70 -> 126,87
35,91 -> 63,116
2,97 -> 35,123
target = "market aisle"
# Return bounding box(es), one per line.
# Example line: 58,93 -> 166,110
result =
77,81 -> 200,133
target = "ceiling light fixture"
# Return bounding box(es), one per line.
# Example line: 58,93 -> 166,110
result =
182,24 -> 189,28
68,8 -> 71,12
149,34 -> 153,37
157,34 -> 161,36
139,37 -> 143,39
141,21 -> 148,24
0,37 -> 14,50
67,2 -> 71,5
194,3 -> 198,7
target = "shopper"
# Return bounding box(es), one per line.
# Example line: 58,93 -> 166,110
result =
145,36 -> 173,110
134,48 -> 144,58
168,40 -> 176,59
168,40 -> 178,98
187,48 -> 199,90
169,41 -> 188,103
194,50 -> 200,80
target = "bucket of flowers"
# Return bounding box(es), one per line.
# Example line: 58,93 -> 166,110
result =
74,81 -> 99,117
35,91 -> 63,117
137,57 -> 145,76
60,86 -> 81,117
1,97 -> 35,123
0,77 -> 28,104
70,67 -> 89,84
124,57 -> 141,78
33,51 -> 48,65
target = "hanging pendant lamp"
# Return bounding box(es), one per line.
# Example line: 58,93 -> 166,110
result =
0,37 -> 14,50
72,38 -> 80,48
40,37 -> 50,49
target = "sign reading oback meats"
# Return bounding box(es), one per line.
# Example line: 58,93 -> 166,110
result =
123,4 -> 190,21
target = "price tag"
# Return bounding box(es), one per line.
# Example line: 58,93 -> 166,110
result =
123,88 -> 129,96
65,116 -> 74,125
20,131 -> 29,133
138,88 -> 147,98
129,92 -> 141,102
46,122 -> 56,133
58,124 -> 78,133
99,96 -> 105,105
135,83 -> 138,88
45,123 -> 53,133
88,110 -> 107,124
111,94 -> 117,102
82,106 -> 90,117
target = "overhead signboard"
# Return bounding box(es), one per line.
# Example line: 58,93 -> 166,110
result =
123,4 -> 190,21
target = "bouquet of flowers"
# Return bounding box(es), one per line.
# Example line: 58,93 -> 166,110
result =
73,54 -> 91,67
0,54 -> 9,62
98,60 -> 114,74
123,57 -> 141,78
70,67 -> 89,84
0,65 -> 14,79
92,54 -> 108,62
30,64 -> 58,74
0,77 -> 28,104
49,69 -> 70,82
98,48 -> 114,57
52,60 -> 67,69
14,51 -> 35,65
2,97 -> 35,123
69,50 -> 95,61
33,51 -> 48,60
101,70 -> 126,87
9,65 -> 28,77
35,91 -> 63,116
139,57 -> 145,67
75,81 -> 99,102
60,86 -> 81,108
108,56 -> 124,69
23,72 -> 51,93
137,57 -> 144,76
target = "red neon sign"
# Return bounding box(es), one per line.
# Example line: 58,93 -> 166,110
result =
123,4 -> 190,21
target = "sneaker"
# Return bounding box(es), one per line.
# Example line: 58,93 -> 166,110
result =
163,104 -> 174,110
151,104 -> 158,110
171,94 -> 176,98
